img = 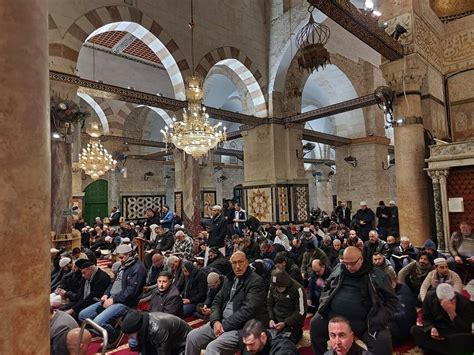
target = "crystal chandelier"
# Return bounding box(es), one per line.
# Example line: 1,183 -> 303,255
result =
161,0 -> 226,159
296,5 -> 331,73
78,122 -> 117,180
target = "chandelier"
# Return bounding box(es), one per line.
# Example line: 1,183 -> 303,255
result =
78,122 -> 117,180
161,0 -> 226,159
296,5 -> 331,73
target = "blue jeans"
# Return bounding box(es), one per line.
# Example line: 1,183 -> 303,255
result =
78,301 -> 130,339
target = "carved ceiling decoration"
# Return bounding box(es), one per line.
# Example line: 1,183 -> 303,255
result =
308,0 -> 403,61
86,30 -> 162,67
430,0 -> 474,22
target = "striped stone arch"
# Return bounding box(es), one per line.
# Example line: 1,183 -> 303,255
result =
196,47 -> 267,118
115,103 -> 173,136
77,92 -> 111,134
49,5 -> 190,99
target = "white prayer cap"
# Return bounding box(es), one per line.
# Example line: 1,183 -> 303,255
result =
434,257 -> 448,266
115,244 -> 133,254
359,201 -> 367,206
50,248 -> 59,254
389,200 -> 396,205
50,294 -> 62,308
436,283 -> 455,300
59,257 -> 72,268
212,205 -> 222,211
207,272 -> 220,284
105,236 -> 113,242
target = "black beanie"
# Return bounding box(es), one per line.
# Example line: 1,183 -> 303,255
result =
122,310 -> 145,334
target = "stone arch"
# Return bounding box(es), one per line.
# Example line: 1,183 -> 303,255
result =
196,47 -> 267,117
49,5 -> 190,99
77,92 -> 110,134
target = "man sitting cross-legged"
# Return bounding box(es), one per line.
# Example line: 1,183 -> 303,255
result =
185,251 -> 268,355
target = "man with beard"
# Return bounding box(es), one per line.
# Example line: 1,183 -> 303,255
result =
448,220 -> 474,281
363,230 -> 390,261
324,316 -> 371,355
148,271 -> 183,317
205,247 -> 232,276
310,247 -> 397,354
398,251 -> 434,298
344,230 -> 363,251
372,252 -> 396,281
208,205 -> 228,254
351,202 -> 375,241
420,258 -> 462,302
274,252 -> 304,285
78,244 -> 147,347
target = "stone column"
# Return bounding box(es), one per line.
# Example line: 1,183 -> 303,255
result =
0,0 -> 50,353
382,54 -> 431,246
108,169 -> 121,211
438,169 -> 450,250
51,140 -> 72,234
427,169 -> 445,250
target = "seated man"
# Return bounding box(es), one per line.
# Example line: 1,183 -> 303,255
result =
308,259 -> 332,313
274,252 -> 304,286
78,244 -> 146,347
62,259 -> 111,317
122,310 -> 192,354
390,236 -> 418,272
310,247 -> 397,355
372,252 -> 396,281
51,257 -> 73,292
420,258 -> 462,302
398,251 -> 434,298
196,272 -> 225,319
50,309 -> 92,355
448,220 -> 474,282
239,319 -> 298,355
268,270 -> 306,343
147,271 -> 183,317
181,261 -> 207,316
411,283 -> 474,354
185,251 -> 268,355
141,253 -> 166,297
171,230 -> 194,260
153,225 -> 174,252
324,316 -> 372,355
167,255 -> 185,293
205,247 -> 232,276
300,243 -> 328,281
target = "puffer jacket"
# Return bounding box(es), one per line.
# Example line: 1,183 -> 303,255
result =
210,267 -> 268,331
317,263 -> 398,334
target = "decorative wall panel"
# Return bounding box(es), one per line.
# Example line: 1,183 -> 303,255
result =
174,192 -> 183,219
277,186 -> 290,223
292,185 -> 309,223
122,195 -> 166,220
202,191 -> 217,218
447,166 -> 474,234
246,187 -> 273,222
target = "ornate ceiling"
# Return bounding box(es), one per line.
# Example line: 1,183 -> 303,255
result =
430,0 -> 474,20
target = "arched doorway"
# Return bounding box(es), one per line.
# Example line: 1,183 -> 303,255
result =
84,179 -> 108,226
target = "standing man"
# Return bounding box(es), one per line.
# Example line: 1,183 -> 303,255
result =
185,251 -> 268,355
233,202 -> 247,236
310,247 -> 397,354
363,230 -> 390,261
337,202 -> 351,227
224,200 -> 236,236
351,201 -> 375,242
388,201 -> 399,236
208,205 -> 228,255
109,206 -> 121,227
375,201 -> 390,239
159,205 -> 174,230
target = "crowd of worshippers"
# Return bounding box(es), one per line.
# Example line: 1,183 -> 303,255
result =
49,201 -> 474,355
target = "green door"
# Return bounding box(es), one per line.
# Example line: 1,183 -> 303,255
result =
84,179 -> 108,226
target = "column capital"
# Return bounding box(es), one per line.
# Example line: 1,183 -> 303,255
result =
426,168 -> 449,183
380,54 -> 427,93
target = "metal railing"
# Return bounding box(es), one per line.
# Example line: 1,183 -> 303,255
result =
76,318 -> 108,355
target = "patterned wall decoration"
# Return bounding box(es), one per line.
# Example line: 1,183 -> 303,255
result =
277,186 -> 290,223
202,191 -> 217,218
246,187 -> 273,222
446,166 -> 474,234
122,195 -> 166,220
174,192 -> 183,219
292,185 -> 309,223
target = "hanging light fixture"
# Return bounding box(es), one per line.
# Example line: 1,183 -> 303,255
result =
296,5 -> 331,73
161,0 -> 226,159
78,122 -> 117,180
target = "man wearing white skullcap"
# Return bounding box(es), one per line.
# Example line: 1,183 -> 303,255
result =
412,283 -> 474,354
419,258 -> 462,301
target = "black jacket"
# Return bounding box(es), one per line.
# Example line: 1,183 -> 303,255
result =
206,253 -> 232,277
183,267 -> 207,305
105,257 -> 147,307
139,312 -> 192,355
376,206 -> 391,228
153,231 -> 174,252
363,239 -> 390,261
317,263 -> 398,334
210,268 -> 268,331
209,214 -> 227,248
150,284 -> 183,318
422,291 -> 473,337
69,268 -> 111,314
352,208 -> 375,237
239,330 -> 298,355
203,275 -> 225,307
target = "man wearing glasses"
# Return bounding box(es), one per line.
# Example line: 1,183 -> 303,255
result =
309,246 -> 398,354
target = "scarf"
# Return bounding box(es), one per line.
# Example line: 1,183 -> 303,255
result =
83,267 -> 98,299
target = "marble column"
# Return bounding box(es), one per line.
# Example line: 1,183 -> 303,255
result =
51,140 -> 73,234
438,170 -> 450,250
427,170 -> 445,250
108,169 -> 121,211
174,150 -> 202,236
0,0 -> 50,353
382,54 -> 431,246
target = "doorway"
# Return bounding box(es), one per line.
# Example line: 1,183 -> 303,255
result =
84,179 -> 108,226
